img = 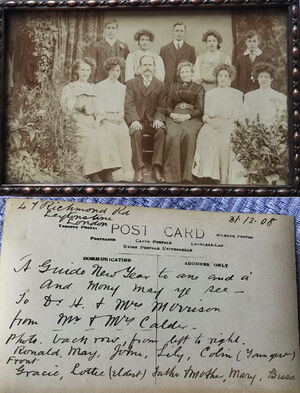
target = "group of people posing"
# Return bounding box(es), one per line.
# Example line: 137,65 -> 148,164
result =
61,18 -> 287,184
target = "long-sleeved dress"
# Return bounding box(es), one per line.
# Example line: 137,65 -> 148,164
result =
164,81 -> 204,183
192,86 -> 243,184
241,87 -> 287,185
60,81 -> 121,178
243,87 -> 287,126
193,51 -> 231,91
96,78 -> 134,182
125,50 -> 165,82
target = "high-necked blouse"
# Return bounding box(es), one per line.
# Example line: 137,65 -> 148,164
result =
193,51 -> 231,84
60,81 -> 98,116
166,81 -> 205,119
96,78 -> 126,115
243,87 -> 287,126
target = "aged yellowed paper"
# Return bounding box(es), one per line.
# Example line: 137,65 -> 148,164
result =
0,198 -> 299,393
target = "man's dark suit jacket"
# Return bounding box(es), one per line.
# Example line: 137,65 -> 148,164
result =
92,38 -> 129,83
159,41 -> 196,87
125,75 -> 167,127
233,52 -> 269,93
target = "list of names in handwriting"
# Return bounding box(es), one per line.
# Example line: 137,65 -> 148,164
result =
1,199 -> 299,393
4,252 -> 298,390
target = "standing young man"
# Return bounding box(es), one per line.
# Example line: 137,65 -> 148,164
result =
94,18 -> 129,83
160,22 -> 196,88
233,30 -> 268,93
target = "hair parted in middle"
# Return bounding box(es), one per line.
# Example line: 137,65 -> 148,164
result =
177,61 -> 194,78
134,29 -> 154,42
103,56 -> 125,74
71,57 -> 95,81
202,29 -> 223,49
213,63 -> 236,81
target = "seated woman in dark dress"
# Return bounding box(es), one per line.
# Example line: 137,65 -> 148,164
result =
163,61 -> 205,183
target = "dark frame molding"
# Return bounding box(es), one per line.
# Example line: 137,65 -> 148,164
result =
0,0 -> 299,197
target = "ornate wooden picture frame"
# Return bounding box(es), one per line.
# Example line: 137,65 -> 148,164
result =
0,0 -> 299,197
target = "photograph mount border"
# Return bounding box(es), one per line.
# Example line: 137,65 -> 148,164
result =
0,0 -> 299,197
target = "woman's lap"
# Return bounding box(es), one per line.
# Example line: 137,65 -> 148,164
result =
164,118 -> 202,182
192,124 -> 232,182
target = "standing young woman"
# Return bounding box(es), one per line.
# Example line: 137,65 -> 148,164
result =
193,30 -> 231,91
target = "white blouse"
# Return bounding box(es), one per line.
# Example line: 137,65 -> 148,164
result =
60,81 -> 97,111
96,78 -> 126,115
243,88 -> 287,125
203,86 -> 243,123
193,51 -> 231,84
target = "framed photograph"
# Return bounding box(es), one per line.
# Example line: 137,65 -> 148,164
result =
0,0 -> 299,197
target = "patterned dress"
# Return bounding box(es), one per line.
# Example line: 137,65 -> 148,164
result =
164,81 -> 204,183
60,81 -> 121,178
193,51 -> 231,91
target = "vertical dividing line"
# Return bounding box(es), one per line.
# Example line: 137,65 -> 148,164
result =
0,8 -> 6,184
155,254 -> 159,385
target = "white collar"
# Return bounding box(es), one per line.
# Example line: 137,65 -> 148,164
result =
244,47 -> 262,56
173,40 -> 184,48
142,74 -> 153,83
105,37 -> 117,46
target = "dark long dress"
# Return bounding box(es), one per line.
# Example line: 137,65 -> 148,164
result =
164,81 -> 204,183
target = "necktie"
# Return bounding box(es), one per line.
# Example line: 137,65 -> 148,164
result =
144,78 -> 151,88
177,42 -> 180,51
250,54 -> 255,62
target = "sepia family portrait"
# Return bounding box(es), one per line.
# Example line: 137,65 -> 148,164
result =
5,8 -> 288,185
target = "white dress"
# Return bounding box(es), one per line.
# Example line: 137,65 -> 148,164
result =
242,87 -> 287,185
96,78 -> 134,182
60,81 -> 121,177
193,51 -> 231,91
243,87 -> 287,126
192,86 -> 244,184
125,50 -> 165,82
